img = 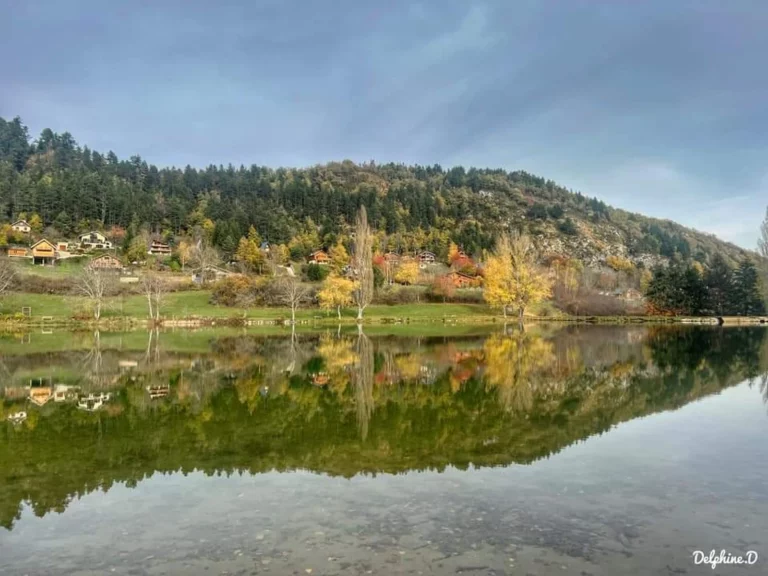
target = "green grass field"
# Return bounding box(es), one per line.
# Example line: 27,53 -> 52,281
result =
0,290 -> 500,323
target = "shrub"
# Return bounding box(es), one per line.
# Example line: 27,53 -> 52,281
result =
558,218 -> 578,236
305,263 -> 330,282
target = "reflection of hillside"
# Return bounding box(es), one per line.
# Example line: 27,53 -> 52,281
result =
1,326 -> 766,531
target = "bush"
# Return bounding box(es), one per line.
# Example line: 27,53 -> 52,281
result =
375,286 -> 422,305
305,263 -> 330,282
558,218 -> 578,236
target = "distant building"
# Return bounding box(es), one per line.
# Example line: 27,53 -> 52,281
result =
193,265 -> 234,284
56,241 -> 70,252
418,251 -> 436,265
309,250 -> 330,265
448,271 -> 478,288
89,254 -> 123,270
259,241 -> 271,253
11,220 -> 31,233
79,231 -> 113,250
31,239 -> 57,265
7,245 -> 29,258
148,241 -> 172,256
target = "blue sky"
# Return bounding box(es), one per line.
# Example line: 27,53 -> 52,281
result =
1,1 -> 766,248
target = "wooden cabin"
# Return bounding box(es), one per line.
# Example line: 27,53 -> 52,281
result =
89,254 -> 123,270
148,241 -> 172,256
7,245 -> 29,258
448,271 -> 478,288
309,250 -> 330,265
31,239 -> 57,265
11,220 -> 31,233
56,241 -> 70,252
418,251 -> 436,265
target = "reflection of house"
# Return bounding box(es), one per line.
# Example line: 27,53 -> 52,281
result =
146,384 -> 171,399
80,231 -> 113,250
2,386 -> 29,400
31,239 -> 57,265
148,241 -> 172,256
309,250 -> 330,265
7,245 -> 29,258
89,254 -> 123,270
11,220 -> 31,233
77,392 -> 112,412
7,411 -> 27,424
29,380 -> 54,406
54,384 -> 80,403
418,251 -> 436,265
311,372 -> 330,386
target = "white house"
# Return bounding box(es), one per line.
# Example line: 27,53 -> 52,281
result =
79,231 -> 113,250
11,220 -> 31,233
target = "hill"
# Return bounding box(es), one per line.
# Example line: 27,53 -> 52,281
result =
0,116 -> 754,269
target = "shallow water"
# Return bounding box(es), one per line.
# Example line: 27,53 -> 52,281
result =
1,325 -> 767,575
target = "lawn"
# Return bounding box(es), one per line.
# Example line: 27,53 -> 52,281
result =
0,290 -> 499,322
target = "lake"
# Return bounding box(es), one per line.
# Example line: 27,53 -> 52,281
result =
1,325 -> 767,575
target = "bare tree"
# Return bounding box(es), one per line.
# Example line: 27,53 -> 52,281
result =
77,266 -> 112,320
352,206 -> 374,321
0,256 -> 16,302
275,275 -> 311,324
192,241 -> 221,285
759,207 -> 768,258
141,272 -> 166,322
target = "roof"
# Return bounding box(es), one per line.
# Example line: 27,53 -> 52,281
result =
81,230 -> 106,237
31,238 -> 55,249
11,219 -> 29,226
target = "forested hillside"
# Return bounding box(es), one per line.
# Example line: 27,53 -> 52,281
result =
0,116 -> 752,267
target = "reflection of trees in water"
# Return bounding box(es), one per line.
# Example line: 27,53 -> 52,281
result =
354,331 -> 374,440
483,331 -> 556,413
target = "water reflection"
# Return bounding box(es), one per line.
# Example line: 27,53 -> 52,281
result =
1,325 -> 767,534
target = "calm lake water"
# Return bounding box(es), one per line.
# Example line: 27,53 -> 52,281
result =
1,325 -> 768,575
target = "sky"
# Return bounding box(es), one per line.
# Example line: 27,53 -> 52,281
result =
1,1 -> 766,248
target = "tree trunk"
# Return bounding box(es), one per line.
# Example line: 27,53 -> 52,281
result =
502,305 -> 507,319
337,305 -> 342,320
357,306 -> 364,322
291,305 -> 296,325
146,292 -> 153,321
518,306 -> 525,325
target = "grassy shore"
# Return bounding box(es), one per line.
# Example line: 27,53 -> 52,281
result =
1,290 -> 764,329
0,290 -> 502,325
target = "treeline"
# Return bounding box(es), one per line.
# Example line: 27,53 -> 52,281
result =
0,116 -> 740,263
646,254 -> 765,316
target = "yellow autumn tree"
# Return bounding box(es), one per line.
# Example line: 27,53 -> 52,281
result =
394,261 -> 419,285
317,274 -> 355,319
29,213 -> 43,233
329,239 -> 349,272
483,232 -> 552,322
176,240 -> 192,271
235,236 -> 264,272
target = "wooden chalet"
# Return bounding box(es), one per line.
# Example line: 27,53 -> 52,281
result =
448,271 -> 479,288
89,254 -> 123,270
29,384 -> 53,407
7,245 -> 29,258
11,220 -> 31,233
418,251 -> 436,265
384,251 -> 401,263
309,249 -> 330,265
148,241 -> 172,256
31,239 -> 57,265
